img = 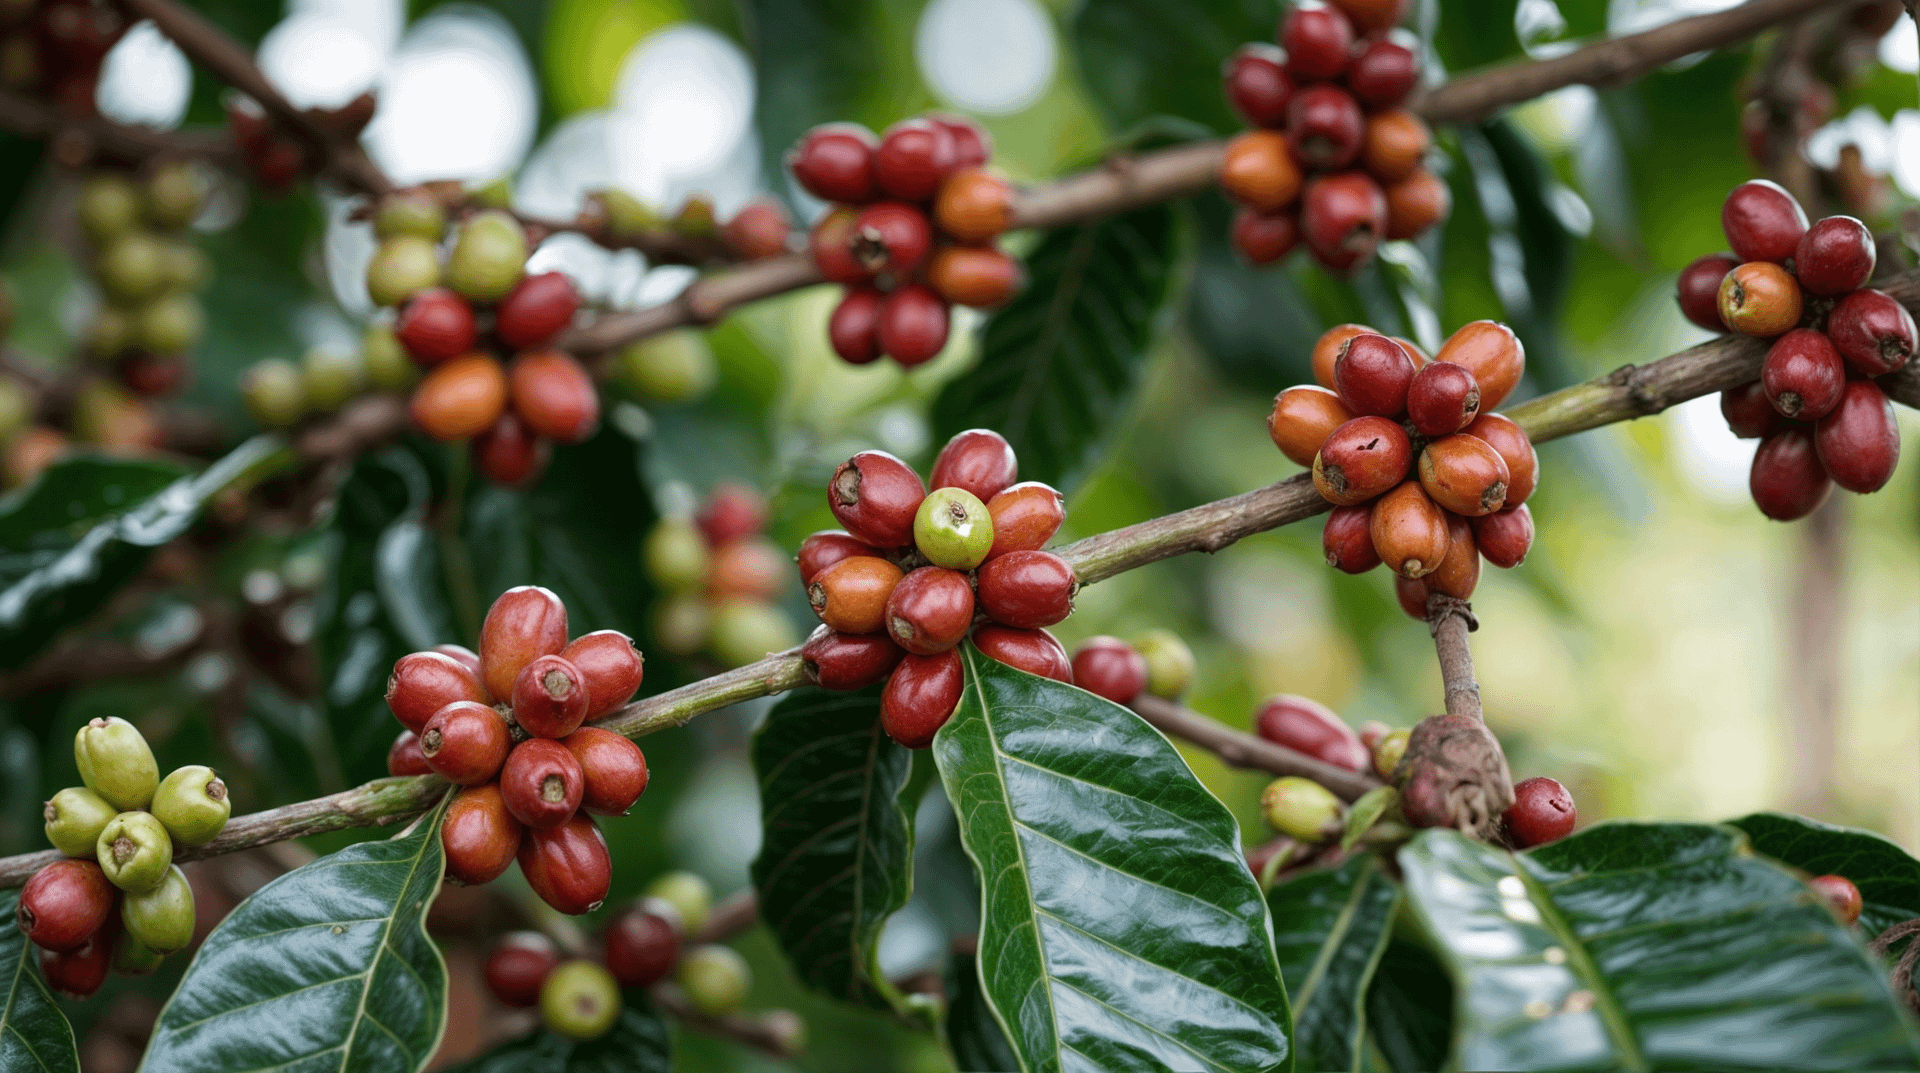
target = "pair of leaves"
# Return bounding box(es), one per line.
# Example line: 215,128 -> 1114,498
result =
0,890 -> 77,1072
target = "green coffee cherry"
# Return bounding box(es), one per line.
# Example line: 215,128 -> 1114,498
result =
97,233 -> 167,303
83,306 -> 133,358
644,871 -> 713,937
366,235 -> 441,307
78,174 -> 141,245
445,210 -> 526,302
0,376 -> 29,443
135,293 -> 203,354
652,594 -> 711,657
301,347 -> 365,414
1260,777 -> 1343,843
671,195 -> 717,238
588,188 -> 661,239
678,945 -> 751,1016
112,930 -> 165,976
1134,629 -> 1195,700
97,810 -> 173,892
1373,729 -> 1410,780
373,191 -> 446,241
361,324 -> 417,392
619,330 -> 715,403
75,716 -> 158,811
121,864 -> 194,954
913,487 -> 994,569
152,765 -> 229,846
539,960 -> 622,1040
243,359 -> 307,428
467,176 -> 513,210
157,239 -> 209,292
706,598 -> 798,669
143,161 -> 206,230
44,787 -> 116,858
643,518 -> 710,592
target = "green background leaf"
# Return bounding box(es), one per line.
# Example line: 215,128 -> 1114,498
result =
945,946 -> 1021,1073
1362,936 -> 1454,1073
440,992 -> 671,1072
1267,855 -> 1398,1072
0,890 -> 79,1073
1730,812 -> 1920,942
1070,0 -> 1275,135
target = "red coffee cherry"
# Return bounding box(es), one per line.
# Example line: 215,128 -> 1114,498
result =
17,859 -> 114,953
1504,776 -> 1576,847
1721,179 -> 1808,264
1436,320 -> 1525,411
1223,43 -> 1293,128
971,625 -> 1073,683
421,701 -> 512,785
1254,695 -> 1369,772
722,198 -> 793,260
933,170 -> 1014,244
443,784 -> 522,885
1418,434 -> 1509,517
1814,379 -> 1900,494
1301,171 -> 1388,275
472,412 -> 551,488
388,730 -> 431,777
1328,0 -> 1410,36
118,352 -> 188,398
1749,427 -> 1832,521
1383,169 -> 1450,241
1808,874 -> 1863,926
1471,503 -> 1533,569
386,651 -> 490,733
810,208 -> 872,285
1360,109 -> 1429,186
509,350 -> 600,445
1406,361 -> 1481,437
986,482 -> 1065,558
1760,328 -> 1845,420
518,812 -> 612,915
850,201 -> 933,279
788,123 -> 880,204
1827,288 -> 1916,377
411,353 -> 509,440
877,284 -> 950,366
881,650 -> 965,748
1333,333 -> 1416,417
874,118 -> 956,201
394,288 -> 478,365
809,555 -> 904,635
1281,0 -> 1354,81
435,644 -> 485,681
829,451 -> 927,547
512,654 -> 591,739
800,624 -> 907,690
1425,512 -> 1479,600
1232,206 -> 1301,265
1461,413 -> 1536,506
706,537 -> 787,601
975,550 -> 1075,629
604,904 -> 679,988
931,428 -> 1018,502
1676,254 -> 1736,332
486,932 -> 560,1007
885,567 -> 975,655
1717,262 -> 1803,338
829,288 -> 885,364
1348,36 -> 1418,109
927,245 -> 1022,308
931,113 -> 991,170
1268,385 -> 1354,467
1071,637 -> 1147,705
1794,216 -> 1875,296
1322,503 -> 1381,573
1220,131 -> 1304,212
39,932 -> 110,1000
1312,324 -> 1372,389
1287,84 -> 1366,171
561,727 -> 648,815
1312,415 -> 1413,505
481,585 -> 569,701
1393,573 -> 1431,620
497,272 -> 583,350
1370,480 -> 1449,578
559,631 -> 644,720
1720,380 -> 1782,439
502,738 -> 586,829
797,531 -> 881,586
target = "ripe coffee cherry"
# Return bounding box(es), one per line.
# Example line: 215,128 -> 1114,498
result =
723,198 -> 793,260
1827,288 -> 1916,377
1333,333 -> 1416,417
75,716 -> 158,812
1323,503 -> 1381,573
1383,169 -> 1450,240
1282,1 -> 1354,80
1761,328 -> 1845,420
562,727 -> 648,815
502,738 -> 586,829
559,631 -> 644,719
411,354 -> 509,440
1471,503 -> 1533,569
875,118 -> 956,201
509,350 -> 599,444
1418,434 -> 1509,516
1370,480 -> 1449,577
421,701 -> 511,785
1313,416 -> 1413,505
1676,254 -> 1736,331
972,625 -> 1073,683
40,933 -> 110,1000
497,272 -> 583,350
44,786 -> 116,858
931,428 -> 1018,502
934,170 -> 1014,243
1330,0 -> 1410,34
789,123 -> 881,203
512,654 -> 591,739
1301,172 -> 1388,275
120,865 -> 193,955
1504,776 -> 1576,847
1255,695 -> 1368,771
541,960 -> 622,1040
1809,874 -> 1863,926
388,730 -> 431,777
1435,321 -> 1525,410
915,487 -> 995,569
1261,776 -> 1343,842
519,812 -> 612,914
829,451 -> 927,547
1312,324 -> 1372,389
1749,427 -> 1831,521
680,945 -> 753,1016
1720,380 -> 1780,439
1268,386 -> 1354,468
829,288 -> 884,364
1072,637 -> 1147,704
1814,379 -> 1899,494
1462,413 -> 1538,507
810,208 -> 872,285
809,555 -> 904,635
886,567 -> 975,654
801,625 -> 906,690
878,284 -> 950,366
18,859 -> 113,952
1717,262 -> 1803,338
1232,206 -> 1301,265
986,482 -> 1065,557
695,485 -> 767,546
120,352 -> 188,398
1425,512 -> 1479,599
481,586 -> 569,701
928,245 -> 1022,307
446,210 -> 528,302
851,201 -> 933,278
1220,131 -> 1304,212
975,550 -> 1075,629
152,765 -> 229,847
1349,36 -> 1418,108
442,783 -> 522,885
932,113 -> 992,170
1394,573 -> 1431,620
1406,361 -> 1481,436
387,651 -> 490,732
1373,728 -> 1410,779
1793,216 -> 1875,296
1721,179 -> 1808,264
485,932 -> 559,1007
881,650 -> 964,748
605,903 -> 679,987
1223,43 -> 1293,128
1360,109 -> 1429,186
435,644 -> 486,681
797,531 -> 880,586
473,412 -> 551,488
394,289 -> 477,364
1288,85 -> 1366,171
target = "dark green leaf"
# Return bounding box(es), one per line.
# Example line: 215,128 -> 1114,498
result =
946,946 -> 1021,1073
1181,192 -> 1326,392
1730,812 -> 1920,941
0,455 -> 186,555
1398,823 -> 1920,1071
0,890 -> 79,1073
738,0 -> 900,199
931,646 -> 1292,1073
439,992 -> 671,1072
1267,855 -> 1398,1073
1362,937 -> 1453,1073
141,794 -> 453,1072
932,205 -> 1183,494
1071,0 -> 1276,134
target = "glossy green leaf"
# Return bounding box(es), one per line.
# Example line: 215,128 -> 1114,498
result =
1362,937 -> 1453,1073
931,645 -> 1292,1073
1071,0 -> 1273,135
1731,812 -> 1920,941
140,795 -> 453,1073
0,455 -> 185,555
439,992 -> 671,1072
931,204 -> 1183,495
0,891 -> 79,1073
947,947 -> 1021,1073
1267,855 -> 1398,1073
1398,823 -> 1920,1071
738,0 -> 900,199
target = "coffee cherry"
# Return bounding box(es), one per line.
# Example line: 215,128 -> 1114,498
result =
120,865 -> 193,955
1373,728 -> 1409,779
1471,503 -> 1533,568
508,350 -> 599,444
874,118 -> 957,201
1260,776 -> 1343,842
788,123 -> 881,203
559,631 -> 645,720
1750,428 -> 1831,522
394,288 -> 478,365
519,812 -> 611,914
810,208 -> 873,285
1322,503 -> 1381,573
1072,637 -> 1147,704
367,235 -> 441,307
1504,775 -> 1575,847
436,644 -> 486,681
442,783 -> 522,885
679,945 -> 752,1017
1676,253 -> 1736,331
971,625 -> 1073,683
800,625 -> 906,690
1424,512 -> 1479,600
388,730 -> 431,777
975,550 -> 1075,629
1827,288 -> 1915,377
1808,874 -> 1863,926
540,960 -> 622,1040
243,358 -> 306,428
1721,179 -> 1808,264
1418,434 -> 1509,516
934,169 -> 1014,244
797,531 -> 881,586
1461,413 -> 1537,506
1435,321 -> 1525,410
496,272 -> 582,350
74,716 -> 157,812
79,174 -> 140,244
561,727 -> 648,816
931,427 -> 1018,503
44,787 -> 116,858
705,537 -> 785,600
644,871 -> 713,935
40,931 -> 111,1000
715,199 -> 788,262
1268,385 -> 1355,467
1360,109 -> 1429,186
411,353 -> 509,440
985,482 -> 1064,558
1282,0 -> 1354,80
828,287 -> 884,364
1287,84 -> 1366,172
1792,217 -> 1874,297
697,482 -> 769,543
446,210 -> 527,302
1301,172 -> 1388,275
1760,328 -> 1845,420
809,555 -> 904,635
18,859 -> 113,952
829,451 -> 926,547
1349,35 -> 1418,108
914,487 -> 995,569
95,233 -> 164,303
885,567 -> 974,654
851,201 -> 933,279
151,765 -> 229,847
119,352 -> 187,398
1312,416 -> 1413,505
373,190 -> 446,241
421,701 -> 511,785
1333,333 -> 1416,417
135,294 -> 204,354
512,654 -> 591,739
472,412 -> 550,488
1223,43 -> 1293,127
386,651 -> 490,732
927,245 -> 1022,308
881,650 -> 964,748
1370,480 -> 1450,578
299,346 -> 363,415
932,113 -> 992,170
1311,325 -> 1372,389
1720,381 -> 1780,439
1717,261 -> 1803,338
1254,695 -> 1369,772
485,931 -> 558,1007
481,586 -> 569,701
1131,629 -> 1194,700
501,738 -> 586,829
706,598 -> 799,668
1392,573 -> 1430,619
1220,131 -> 1303,212
605,903 -> 679,987
877,284 -> 950,366
1405,361 -> 1480,437
1232,206 -> 1301,265
1814,379 -> 1899,494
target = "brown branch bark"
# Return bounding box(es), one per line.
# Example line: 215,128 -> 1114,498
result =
1129,694 -> 1383,802
0,86 -> 233,169
1424,595 -> 1484,722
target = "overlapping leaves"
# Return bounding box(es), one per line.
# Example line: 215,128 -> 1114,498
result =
1266,854 -> 1398,1072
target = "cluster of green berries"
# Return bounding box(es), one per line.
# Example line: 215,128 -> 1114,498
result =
239,322 -> 421,432
643,483 -> 799,669
76,165 -> 211,399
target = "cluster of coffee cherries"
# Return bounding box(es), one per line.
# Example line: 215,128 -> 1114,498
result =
1218,0 -> 1444,272
241,321 -> 421,430
798,429 -> 1070,746
788,113 -> 1020,367
1676,181 -> 1908,520
582,187 -> 795,264
0,0 -> 124,115
383,586 -> 647,915
75,165 -> 212,398
1061,629 -> 1198,706
643,483 -> 799,669
21,717 -> 231,999
1269,321 -> 1538,614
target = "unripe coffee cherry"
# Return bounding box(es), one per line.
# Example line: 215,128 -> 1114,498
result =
519,812 -> 611,914
971,625 -> 1073,683
931,427 -> 1018,502
644,871 -> 713,935
394,288 -> 477,365
1676,253 -> 1736,331
1290,85 -> 1367,172
1471,503 -> 1533,569
829,451 -> 926,547
605,903 -> 679,987
1260,776 -> 1343,842
512,654 -> 591,739
1720,380 -> 1779,439
886,567 -> 975,654
801,625 -> 906,690
541,960 -> 622,1040
1794,216 -> 1874,296
1750,427 -> 1832,521
1406,361 -> 1480,436
934,169 -> 1014,244
1224,43 -> 1293,127
1760,328 -> 1845,420
1301,172 -> 1388,275
1425,512 -> 1479,600
373,190 -> 446,241
78,174 -> 141,244
1269,385 -> 1355,468
1808,874 -> 1863,926
135,294 -> 204,354
809,555 -> 904,635
875,118 -> 956,201
1333,333 -> 1416,417
1232,206 -> 1301,264
1323,503 -> 1382,574
44,787 -> 116,858
151,765 -> 229,846
1371,480 -> 1450,577
810,208 -> 873,285
501,738 -> 585,829
644,517 -> 711,592
299,346 -> 363,415
75,716 -> 158,812
388,730 -> 431,777
1717,261 -> 1803,338
828,287 -> 884,364
679,945 -> 752,1017
144,161 -> 207,229
1418,434 -> 1509,516
1313,416 -> 1413,506
1814,379 -> 1899,494
1373,728 -> 1410,779
366,235 -> 440,307
496,272 -> 583,350
97,234 -> 166,303
442,783 -> 522,885
619,329 -> 717,402
851,201 -> 933,279
243,358 -> 306,428
1220,131 -> 1303,212
1504,775 -> 1576,847
484,931 -> 559,1007
797,531 -> 880,586
1255,695 -> 1369,771
914,487 -> 995,569
1072,637 -> 1147,704
1435,320 -> 1525,410
472,412 -> 550,488
788,123 -> 881,204
706,598 -> 799,668
17,859 -> 113,952
1461,413 -> 1537,506
881,650 -> 964,748
1281,0 -> 1354,81
411,353 -> 509,440
481,585 -> 569,701
1827,288 -> 1915,377
1134,629 -> 1195,699
975,550 -> 1075,629
559,631 -> 644,720
113,927 -> 167,977
446,210 -> 528,302
1348,35 -> 1418,108
1721,179 -> 1807,264
386,651 -> 490,733
120,864 -> 193,955
509,350 -> 599,444
877,284 -> 950,366
562,727 -> 649,815
421,701 -> 511,785
927,245 -> 1022,308
39,932 -> 111,1000
985,482 -> 1065,558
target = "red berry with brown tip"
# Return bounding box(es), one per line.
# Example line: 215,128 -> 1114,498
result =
511,654 -> 591,739
480,586 -> 569,701
985,482 -> 1064,559
518,812 -> 611,915
1418,433 -> 1510,517
486,932 -> 560,1007
1827,288 -> 1915,377
1504,776 -> 1576,847
394,288 -> 477,365
1720,380 -> 1782,439
1405,360 -> 1480,436
1384,169 -> 1450,240
501,738 -> 586,829
1814,379 -> 1900,494
1349,36 -> 1418,109
1232,206 -> 1301,265
1760,328 -> 1845,420
1794,216 -> 1875,296
1301,172 -> 1388,276
810,555 -> 904,638
975,550 -> 1075,629
877,284 -> 950,367
797,531 -> 881,586
850,201 -> 933,279
1721,179 -> 1808,264
604,904 -> 679,988
472,412 -> 551,488
1809,874 -> 1863,925
1255,694 -> 1368,772
509,350 -> 600,444
971,625 -> 1072,683
1471,503 -> 1533,569
1281,0 -> 1354,81
881,650 -> 964,748
1287,84 -> 1366,171
443,784 -> 523,885
800,624 -> 906,690
556,633 -> 642,721
1223,43 -> 1292,128
388,730 -> 431,777
421,701 -> 511,785
496,272 -> 583,350
562,727 -> 648,815
788,123 -> 880,204
810,208 -> 872,285
1322,503 -> 1381,573
875,118 -> 956,202
1750,427 -> 1832,521
829,450 -> 927,548
1072,637 -> 1146,705
17,859 -> 113,953
931,428 -> 1018,502
1333,333 -> 1416,417
1312,415 -> 1413,505
885,567 -> 974,654
829,288 -> 884,365
1676,254 -> 1736,332
387,651 -> 491,733
930,114 -> 991,170
39,933 -> 110,999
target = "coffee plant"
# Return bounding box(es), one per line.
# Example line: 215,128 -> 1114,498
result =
0,0 -> 1915,1070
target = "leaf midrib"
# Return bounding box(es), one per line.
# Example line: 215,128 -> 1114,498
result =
336,807 -> 442,1073
1512,860 -> 1647,1072
0,925 -> 62,1073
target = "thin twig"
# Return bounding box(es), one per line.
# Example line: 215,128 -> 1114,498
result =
0,86 -> 233,168
1423,595 -> 1483,722
1128,694 -> 1383,802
